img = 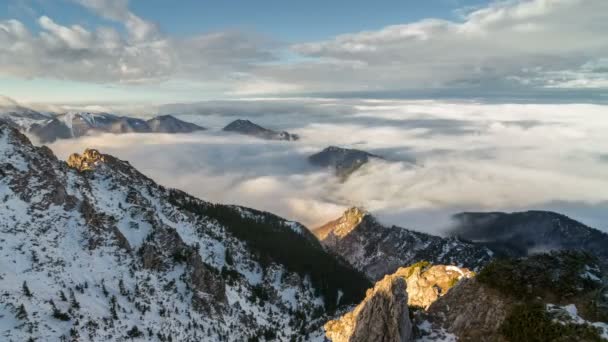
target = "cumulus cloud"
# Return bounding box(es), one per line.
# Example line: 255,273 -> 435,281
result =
45,99 -> 608,234
2,0 -> 607,96
242,0 -> 608,95
0,0 -> 277,84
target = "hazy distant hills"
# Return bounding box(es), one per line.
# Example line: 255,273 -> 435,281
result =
450,210 -> 608,260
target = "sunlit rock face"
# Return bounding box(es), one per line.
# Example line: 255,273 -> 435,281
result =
393,263 -> 474,309
67,148 -> 106,171
324,273 -> 413,342
315,207 -> 493,281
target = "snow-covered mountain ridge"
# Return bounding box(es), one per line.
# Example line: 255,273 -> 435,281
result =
0,121 -> 369,341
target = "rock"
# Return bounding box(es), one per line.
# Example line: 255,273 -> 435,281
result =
67,148 -> 106,171
325,273 -> 413,342
394,264 -> 475,309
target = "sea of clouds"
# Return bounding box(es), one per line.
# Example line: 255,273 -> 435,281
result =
47,98 -> 608,234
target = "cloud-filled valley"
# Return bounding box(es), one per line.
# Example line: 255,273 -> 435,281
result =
45,99 -> 608,234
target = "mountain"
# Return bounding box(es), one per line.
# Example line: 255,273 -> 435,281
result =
314,208 -> 493,280
450,211 -> 608,261
308,146 -> 382,179
419,251 -> 608,341
223,119 -> 299,141
0,121 -> 369,341
0,106 -> 52,131
324,263 -> 473,342
332,251 -> 608,341
146,115 -> 206,133
12,111 -> 206,143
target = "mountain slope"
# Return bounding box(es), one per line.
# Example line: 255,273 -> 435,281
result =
419,251 -> 608,341
315,208 -> 493,281
0,122 -> 368,341
450,211 -> 608,260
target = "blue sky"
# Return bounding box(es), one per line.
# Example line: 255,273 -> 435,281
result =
1,0 -> 607,104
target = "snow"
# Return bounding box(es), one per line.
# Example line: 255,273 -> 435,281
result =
0,125 -> 332,341
445,265 -> 465,278
547,303 -> 608,339
416,320 -> 458,342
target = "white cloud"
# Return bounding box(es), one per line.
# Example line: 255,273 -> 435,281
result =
0,0 -> 276,84
246,0 -> 608,94
44,99 -> 608,233
2,0 -> 607,96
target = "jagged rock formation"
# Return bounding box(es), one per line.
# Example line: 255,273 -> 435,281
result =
315,208 -> 493,280
450,211 -> 608,261
0,121 -> 369,341
324,273 -> 413,342
2,108 -> 206,143
418,251 -> 608,341
223,119 -> 299,141
308,146 -> 382,179
67,148 -> 106,171
393,263 -> 474,309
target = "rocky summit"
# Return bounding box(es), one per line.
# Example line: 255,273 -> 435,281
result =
315,207 -> 493,280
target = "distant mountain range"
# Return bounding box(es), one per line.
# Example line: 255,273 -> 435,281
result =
223,119 -> 299,141
1,110 -> 207,143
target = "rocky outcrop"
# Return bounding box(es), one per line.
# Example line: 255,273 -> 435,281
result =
422,278 -> 511,341
67,148 -> 106,171
315,207 -> 493,280
394,263 -> 475,309
325,273 -> 413,342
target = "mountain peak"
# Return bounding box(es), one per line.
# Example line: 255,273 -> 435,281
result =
67,148 -> 106,171
314,207 -> 369,240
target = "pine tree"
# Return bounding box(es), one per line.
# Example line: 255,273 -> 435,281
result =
69,289 -> 80,310
15,304 -> 28,320
59,290 -> 67,301
22,281 -> 32,297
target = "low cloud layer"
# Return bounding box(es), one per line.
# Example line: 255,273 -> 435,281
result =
46,99 -> 608,234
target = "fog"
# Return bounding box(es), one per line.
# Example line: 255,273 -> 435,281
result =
47,99 -> 608,234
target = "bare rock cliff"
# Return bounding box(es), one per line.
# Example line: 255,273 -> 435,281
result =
324,273 -> 413,342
